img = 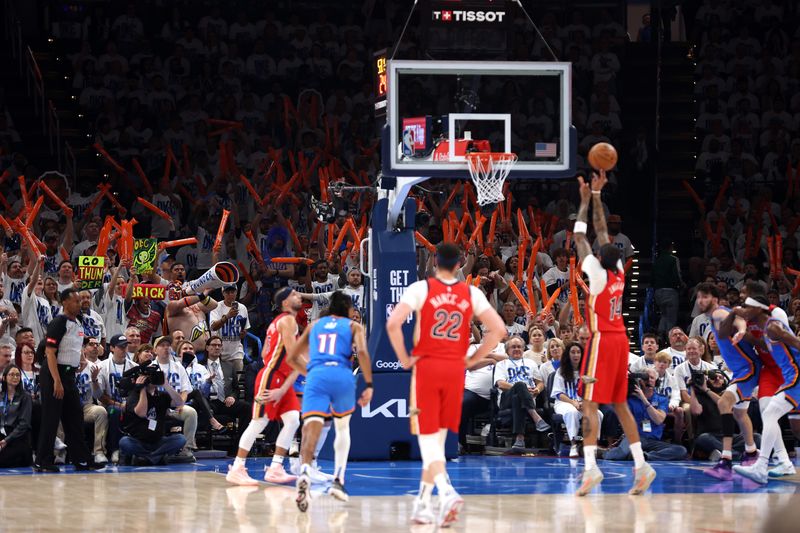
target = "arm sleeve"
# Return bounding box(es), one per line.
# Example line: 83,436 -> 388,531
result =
581,255 -> 608,295
469,286 -> 492,316
398,280 -> 428,312
45,317 -> 67,348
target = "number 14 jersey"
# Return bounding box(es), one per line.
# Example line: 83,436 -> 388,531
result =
582,255 -> 626,334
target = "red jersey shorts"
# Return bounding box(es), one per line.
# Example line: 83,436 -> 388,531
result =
758,351 -> 784,398
410,358 -> 465,436
252,367 -> 300,421
580,331 -> 629,404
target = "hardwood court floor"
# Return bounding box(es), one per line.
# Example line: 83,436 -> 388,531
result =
0,457 -> 798,532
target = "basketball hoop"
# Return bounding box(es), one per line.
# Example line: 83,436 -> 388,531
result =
466,152 -> 518,206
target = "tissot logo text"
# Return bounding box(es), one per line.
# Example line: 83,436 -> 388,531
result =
431,10 -> 506,23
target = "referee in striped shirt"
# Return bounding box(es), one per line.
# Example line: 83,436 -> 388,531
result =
34,288 -> 103,472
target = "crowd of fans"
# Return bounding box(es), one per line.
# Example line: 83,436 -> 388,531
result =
5,0 -> 777,470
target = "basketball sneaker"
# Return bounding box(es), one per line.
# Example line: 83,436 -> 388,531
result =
226,464 -> 259,486
264,463 -> 297,484
733,463 -> 768,484
569,444 -> 580,458
311,461 -> 335,482
410,500 -> 435,525
329,478 -> 349,502
768,462 -> 797,478
296,474 -> 311,513
437,491 -> 464,528
741,451 -> 760,466
576,466 -> 604,496
703,459 -> 733,481
629,463 -> 657,495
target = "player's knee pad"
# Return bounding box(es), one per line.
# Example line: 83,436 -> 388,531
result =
281,409 -> 301,430
721,413 -> 735,437
239,418 -> 268,451
418,433 -> 445,469
334,415 -> 351,433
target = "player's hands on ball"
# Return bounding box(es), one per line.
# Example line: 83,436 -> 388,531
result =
577,176 -> 591,203
590,170 -> 608,191
358,387 -> 373,407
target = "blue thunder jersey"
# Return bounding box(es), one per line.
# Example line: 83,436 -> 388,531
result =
709,306 -> 760,379
307,316 -> 354,372
765,318 -> 800,386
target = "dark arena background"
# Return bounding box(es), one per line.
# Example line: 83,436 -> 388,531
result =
0,0 -> 799,531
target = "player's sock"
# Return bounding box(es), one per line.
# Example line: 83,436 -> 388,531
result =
271,454 -> 285,468
583,445 -> 597,470
333,416 -> 351,482
434,473 -> 455,498
629,442 -> 646,469
745,443 -> 757,454
234,456 -> 246,468
417,482 -> 434,505
721,450 -> 733,460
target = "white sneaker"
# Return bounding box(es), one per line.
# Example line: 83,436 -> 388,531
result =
410,500 -> 435,525
733,463 -> 768,484
54,437 -> 67,451
94,453 -> 109,465
576,466 -> 604,496
768,462 -> 797,478
226,464 -> 260,486
569,444 -> 579,458
111,450 -> 120,464
265,463 -> 297,484
328,478 -> 349,502
437,491 -> 464,528
296,474 -> 311,512
309,465 -> 335,483
629,463 -> 657,495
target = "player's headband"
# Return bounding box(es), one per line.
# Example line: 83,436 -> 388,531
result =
273,287 -> 293,309
743,297 -> 769,310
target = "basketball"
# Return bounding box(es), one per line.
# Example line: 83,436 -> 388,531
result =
588,142 -> 618,171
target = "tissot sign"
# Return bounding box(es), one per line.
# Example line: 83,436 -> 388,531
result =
431,9 -> 506,22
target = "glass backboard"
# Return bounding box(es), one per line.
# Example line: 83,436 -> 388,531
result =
383,60 -> 576,179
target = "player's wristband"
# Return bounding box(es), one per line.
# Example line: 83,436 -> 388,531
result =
591,190 -> 601,195
573,221 -> 588,234
364,382 -> 373,389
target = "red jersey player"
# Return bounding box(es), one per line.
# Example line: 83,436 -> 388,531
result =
226,287 -> 302,486
573,171 -> 656,496
387,242 -> 505,527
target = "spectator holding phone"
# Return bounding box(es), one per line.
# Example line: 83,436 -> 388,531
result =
210,285 -> 250,375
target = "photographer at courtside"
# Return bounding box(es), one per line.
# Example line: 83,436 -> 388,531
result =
119,365 -> 187,466
604,369 -> 688,461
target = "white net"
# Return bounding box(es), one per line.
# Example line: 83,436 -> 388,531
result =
466,152 -> 518,206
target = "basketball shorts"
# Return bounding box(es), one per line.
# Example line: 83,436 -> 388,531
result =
758,355 -> 784,398
726,361 -> 760,403
252,367 -> 301,421
410,358 -> 465,436
301,364 -> 356,419
776,371 -> 800,408
580,331 -> 629,405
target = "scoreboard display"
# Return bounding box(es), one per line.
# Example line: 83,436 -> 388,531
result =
422,0 -> 511,55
